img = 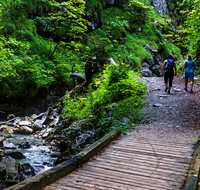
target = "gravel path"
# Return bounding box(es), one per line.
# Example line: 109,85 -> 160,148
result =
127,75 -> 200,144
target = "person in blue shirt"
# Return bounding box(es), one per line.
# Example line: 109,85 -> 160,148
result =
160,55 -> 177,94
181,54 -> 195,93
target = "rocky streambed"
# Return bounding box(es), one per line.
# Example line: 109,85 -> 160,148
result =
0,102 -> 104,189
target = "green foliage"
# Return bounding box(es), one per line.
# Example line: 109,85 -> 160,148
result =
0,35 -> 56,96
175,0 -> 200,55
63,64 -> 146,134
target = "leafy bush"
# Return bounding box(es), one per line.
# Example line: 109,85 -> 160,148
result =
63,64 -> 146,134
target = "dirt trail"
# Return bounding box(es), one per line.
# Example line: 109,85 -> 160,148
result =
127,75 -> 200,144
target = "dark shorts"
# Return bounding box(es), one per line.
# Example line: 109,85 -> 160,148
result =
164,71 -> 174,86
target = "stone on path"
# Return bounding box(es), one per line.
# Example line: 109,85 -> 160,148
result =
159,95 -> 169,98
153,103 -> 163,107
174,88 -> 181,92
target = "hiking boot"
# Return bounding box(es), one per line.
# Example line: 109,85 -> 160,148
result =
165,86 -> 168,92
168,90 -> 170,94
184,87 -> 187,91
190,89 -> 193,93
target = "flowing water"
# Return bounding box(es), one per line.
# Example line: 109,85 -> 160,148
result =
5,135 -> 59,175
0,113 -> 60,175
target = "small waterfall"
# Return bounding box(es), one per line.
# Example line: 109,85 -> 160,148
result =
153,0 -> 168,14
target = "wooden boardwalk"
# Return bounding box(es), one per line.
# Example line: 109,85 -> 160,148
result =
43,137 -> 195,190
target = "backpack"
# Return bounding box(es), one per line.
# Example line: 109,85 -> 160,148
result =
164,59 -> 174,71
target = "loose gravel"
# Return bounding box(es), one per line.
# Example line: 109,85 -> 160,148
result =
127,76 -> 200,144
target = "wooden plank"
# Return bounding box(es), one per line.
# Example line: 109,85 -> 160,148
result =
97,156 -> 190,172
76,167 -> 179,189
43,184 -> 83,190
115,142 -> 194,153
103,149 -> 192,165
102,149 -> 192,164
86,161 -> 187,182
56,175 -> 147,190
99,154 -> 190,169
67,172 -> 170,190
53,179 -> 108,190
111,146 -> 193,159
118,139 -> 194,148
82,165 -> 182,187
108,147 -> 192,160
88,159 -> 187,176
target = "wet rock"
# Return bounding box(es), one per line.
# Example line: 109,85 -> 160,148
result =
50,153 -> 60,158
59,141 -> 72,153
40,128 -> 55,139
0,137 -> 16,149
0,156 -> 18,179
13,118 -> 21,125
34,164 -> 45,169
47,107 -> 53,116
18,163 -> 35,180
0,150 -> 4,157
141,68 -> 153,77
70,143 -> 80,155
118,117 -> 131,125
42,161 -> 49,165
32,120 -> 44,131
0,125 -> 14,135
6,151 -> 26,159
18,121 -> 32,126
57,118 -> 67,128
0,182 -> 6,189
30,114 -> 38,120
41,115 -> 50,125
54,150 -> 71,165
34,113 -> 44,120
76,134 -> 91,148
16,142 -> 31,149
14,126 -> 33,134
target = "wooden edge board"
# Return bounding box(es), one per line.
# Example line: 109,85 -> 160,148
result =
6,127 -> 122,190
184,138 -> 200,190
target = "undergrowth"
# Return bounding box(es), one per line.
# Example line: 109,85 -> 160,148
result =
63,64 -> 146,135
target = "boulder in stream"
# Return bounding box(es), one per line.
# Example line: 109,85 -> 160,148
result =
6,151 -> 26,159
0,137 -> 16,149
0,156 -> 19,180
18,163 -> 35,180
13,126 -> 33,134
16,142 -> 31,149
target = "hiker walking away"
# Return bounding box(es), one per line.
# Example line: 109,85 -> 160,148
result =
181,54 -> 195,93
160,55 -> 177,94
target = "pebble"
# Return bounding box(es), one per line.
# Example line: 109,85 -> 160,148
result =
159,95 -> 169,98
153,104 -> 163,107
174,89 -> 181,92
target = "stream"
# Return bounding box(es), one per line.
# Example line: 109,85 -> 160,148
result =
4,135 -> 59,175
0,109 -> 60,176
